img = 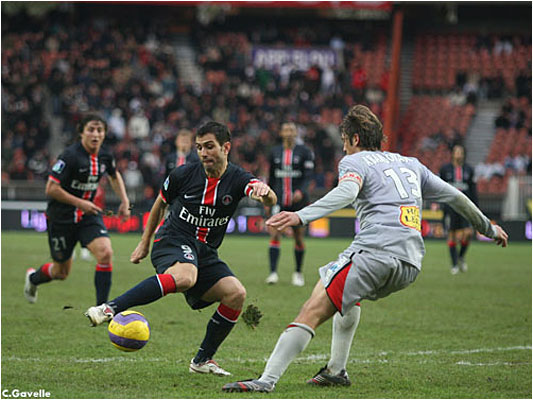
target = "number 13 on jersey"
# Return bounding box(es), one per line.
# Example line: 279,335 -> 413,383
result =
384,167 -> 422,231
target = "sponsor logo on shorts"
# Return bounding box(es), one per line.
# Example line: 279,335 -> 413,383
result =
181,245 -> 195,261
323,260 -> 341,286
399,205 -> 421,231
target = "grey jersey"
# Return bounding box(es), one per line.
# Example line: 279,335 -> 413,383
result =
297,151 -> 497,270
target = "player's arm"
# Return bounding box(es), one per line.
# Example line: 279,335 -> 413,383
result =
108,171 -> 131,221
45,178 -> 102,215
422,168 -> 508,247
267,178 -> 360,231
130,194 -> 168,263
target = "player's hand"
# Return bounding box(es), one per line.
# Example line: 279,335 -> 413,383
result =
492,224 -> 508,247
266,211 -> 302,231
118,202 -> 131,222
130,241 -> 150,264
249,182 -> 271,200
293,190 -> 303,203
78,199 -> 103,216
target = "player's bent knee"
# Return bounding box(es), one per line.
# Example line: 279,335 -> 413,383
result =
96,247 -> 113,264
230,285 -> 247,307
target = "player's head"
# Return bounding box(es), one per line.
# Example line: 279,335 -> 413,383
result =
340,105 -> 383,153
451,143 -> 465,165
195,121 -> 231,175
280,122 -> 298,145
77,114 -> 107,154
175,129 -> 193,152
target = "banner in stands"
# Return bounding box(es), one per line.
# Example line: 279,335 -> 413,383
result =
185,1 -> 393,10
252,46 -> 339,71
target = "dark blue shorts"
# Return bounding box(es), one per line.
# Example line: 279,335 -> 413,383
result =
150,234 -> 234,310
444,208 -> 471,231
47,214 -> 108,262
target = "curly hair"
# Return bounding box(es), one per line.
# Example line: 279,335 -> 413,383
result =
339,105 -> 385,151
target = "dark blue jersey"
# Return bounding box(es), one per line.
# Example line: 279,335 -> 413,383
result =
157,162 -> 259,249
47,142 -> 117,224
439,162 -> 478,204
164,150 -> 200,177
268,144 -> 314,207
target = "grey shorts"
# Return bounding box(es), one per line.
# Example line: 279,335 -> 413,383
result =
319,249 -> 419,315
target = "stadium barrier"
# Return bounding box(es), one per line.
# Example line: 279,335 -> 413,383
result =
2,201 -> 530,241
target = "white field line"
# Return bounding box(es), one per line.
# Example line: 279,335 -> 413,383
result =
2,345 -> 531,366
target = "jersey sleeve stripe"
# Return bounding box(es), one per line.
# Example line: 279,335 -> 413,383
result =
244,178 -> 261,197
159,189 -> 168,203
48,175 -> 60,184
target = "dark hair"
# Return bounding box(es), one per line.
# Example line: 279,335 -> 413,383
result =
196,121 -> 231,145
77,114 -> 107,135
339,105 -> 384,150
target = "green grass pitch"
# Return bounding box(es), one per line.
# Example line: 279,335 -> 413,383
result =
2,232 -> 531,398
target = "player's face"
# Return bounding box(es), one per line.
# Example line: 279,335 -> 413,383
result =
452,146 -> 465,164
342,133 -> 358,155
176,134 -> 192,152
280,125 -> 297,142
196,133 -> 230,174
80,120 -> 106,154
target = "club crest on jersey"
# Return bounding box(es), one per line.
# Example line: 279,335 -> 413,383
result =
399,206 -> 421,232
222,194 -> 233,205
163,176 -> 170,191
52,160 -> 66,173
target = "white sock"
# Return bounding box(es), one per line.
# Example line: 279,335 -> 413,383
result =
327,305 -> 361,375
259,322 -> 315,385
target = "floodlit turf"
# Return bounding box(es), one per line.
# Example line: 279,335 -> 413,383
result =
2,231 -> 531,398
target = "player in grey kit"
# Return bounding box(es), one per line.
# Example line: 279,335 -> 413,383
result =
222,105 -> 508,393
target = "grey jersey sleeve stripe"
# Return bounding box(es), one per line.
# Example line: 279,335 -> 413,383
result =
296,180 -> 360,225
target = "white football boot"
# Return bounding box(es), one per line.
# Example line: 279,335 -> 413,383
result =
265,272 -> 279,284
85,304 -> 114,326
24,268 -> 38,303
450,265 -> 460,275
292,272 -> 305,287
458,257 -> 468,273
80,247 -> 94,262
189,359 -> 231,376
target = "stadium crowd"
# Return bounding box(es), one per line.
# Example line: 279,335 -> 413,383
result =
2,9 -> 531,199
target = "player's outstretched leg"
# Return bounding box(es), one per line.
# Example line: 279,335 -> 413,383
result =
307,304 -> 361,386
85,273 -> 177,326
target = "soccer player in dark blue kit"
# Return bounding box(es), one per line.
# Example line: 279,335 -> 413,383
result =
439,144 -> 477,274
86,121 -> 277,376
24,115 -> 131,305
266,122 -> 314,286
